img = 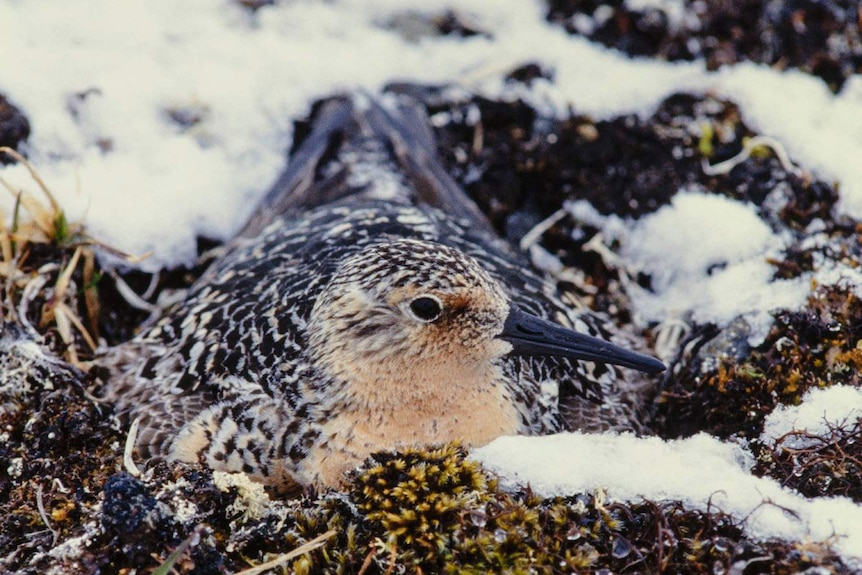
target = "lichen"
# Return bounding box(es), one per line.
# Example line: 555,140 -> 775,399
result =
212,471 -> 272,523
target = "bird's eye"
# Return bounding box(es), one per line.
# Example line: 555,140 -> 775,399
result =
409,296 -> 443,322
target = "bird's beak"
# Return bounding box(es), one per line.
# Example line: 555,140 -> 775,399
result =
499,306 -> 666,374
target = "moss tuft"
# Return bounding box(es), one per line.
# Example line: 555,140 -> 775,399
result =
351,443 -> 489,551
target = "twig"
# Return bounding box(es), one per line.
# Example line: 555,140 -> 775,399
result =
19,271 -> 52,339
124,417 -> 142,478
519,208 -> 567,251
152,528 -> 200,575
356,546 -> 377,575
702,135 -> 802,178
384,539 -> 397,575
35,483 -> 59,547
231,530 -> 336,575
582,232 -> 626,269
107,267 -> 160,313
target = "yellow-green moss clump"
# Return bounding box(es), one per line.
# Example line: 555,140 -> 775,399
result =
267,444 -> 852,575
5,427 -> 855,574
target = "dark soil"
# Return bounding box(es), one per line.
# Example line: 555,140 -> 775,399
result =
0,94 -> 30,162
546,0 -> 862,93
415,85 -> 846,324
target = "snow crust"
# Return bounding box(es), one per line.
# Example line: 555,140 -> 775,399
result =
761,385 -> 862,448
621,191 -> 809,339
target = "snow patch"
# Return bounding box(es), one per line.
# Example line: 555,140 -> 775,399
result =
473,432 -> 862,562
762,385 -> 862,448
620,191 -> 809,340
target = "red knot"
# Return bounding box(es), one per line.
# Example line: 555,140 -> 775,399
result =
101,95 -> 664,492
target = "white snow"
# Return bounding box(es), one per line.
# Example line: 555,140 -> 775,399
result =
620,191 -> 810,342
474,429 -> 862,563
2,0 -> 861,564
0,0 -> 695,268
626,193 -> 778,289
762,385 -> 862,448
715,66 -> 862,218
475,386 -> 862,562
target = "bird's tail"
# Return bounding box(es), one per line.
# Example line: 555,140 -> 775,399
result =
238,92 -> 495,238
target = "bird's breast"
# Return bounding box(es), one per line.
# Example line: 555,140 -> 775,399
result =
304,368 -> 522,486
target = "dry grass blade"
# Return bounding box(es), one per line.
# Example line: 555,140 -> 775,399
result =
0,147 -> 62,214
54,246 -> 82,301
0,147 -> 149,361
231,530 -> 337,575
152,528 -> 200,575
0,206 -> 13,263
35,483 -> 59,547
52,300 -> 77,364
701,135 -> 801,178
38,247 -> 97,364
6,187 -> 56,240
82,249 -> 100,338
0,206 -> 18,322
58,301 -> 98,351
123,417 -> 142,478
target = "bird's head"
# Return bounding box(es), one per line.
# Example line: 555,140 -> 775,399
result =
307,239 -> 664,401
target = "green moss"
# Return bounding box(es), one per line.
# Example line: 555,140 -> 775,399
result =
352,444 -> 489,555
697,121 -> 715,158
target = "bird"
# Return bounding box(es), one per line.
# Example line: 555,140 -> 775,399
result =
101,94 -> 665,492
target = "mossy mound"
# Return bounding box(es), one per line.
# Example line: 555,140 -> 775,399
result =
193,443 -> 856,574
654,284 -> 862,442
5,425 -> 855,574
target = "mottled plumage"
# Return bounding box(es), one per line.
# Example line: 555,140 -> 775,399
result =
102,95 -> 663,491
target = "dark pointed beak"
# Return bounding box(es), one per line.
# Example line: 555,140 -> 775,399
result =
499,307 -> 666,374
